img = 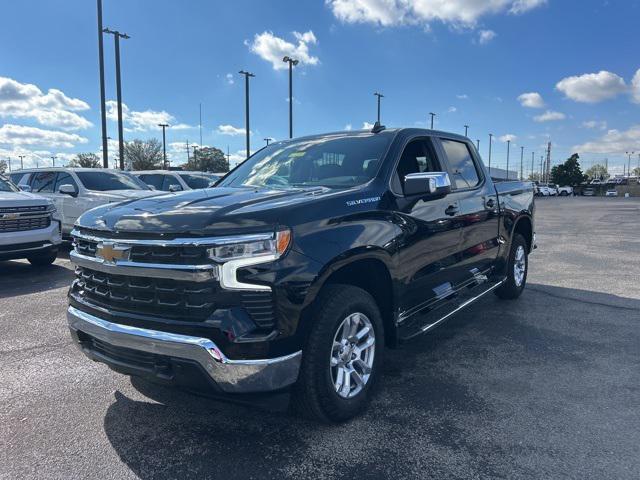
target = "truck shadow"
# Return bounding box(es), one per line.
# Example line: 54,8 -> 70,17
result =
101,283 -> 640,480
0,259 -> 74,299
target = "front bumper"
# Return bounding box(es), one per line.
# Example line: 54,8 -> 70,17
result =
67,305 -> 302,394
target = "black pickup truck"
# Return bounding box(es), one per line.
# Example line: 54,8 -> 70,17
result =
67,126 -> 535,422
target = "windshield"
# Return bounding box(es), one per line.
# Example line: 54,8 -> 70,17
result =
179,173 -> 217,189
218,133 -> 392,189
0,176 -> 19,192
76,171 -> 148,191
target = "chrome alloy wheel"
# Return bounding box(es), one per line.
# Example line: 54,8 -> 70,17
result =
330,312 -> 376,399
514,245 -> 526,287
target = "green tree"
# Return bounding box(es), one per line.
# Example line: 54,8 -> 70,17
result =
585,163 -> 609,181
186,146 -> 229,172
68,153 -> 101,168
633,167 -> 640,177
550,153 -> 586,186
125,139 -> 163,170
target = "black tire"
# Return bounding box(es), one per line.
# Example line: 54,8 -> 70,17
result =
495,233 -> 528,300
27,250 -> 58,267
291,284 -> 384,423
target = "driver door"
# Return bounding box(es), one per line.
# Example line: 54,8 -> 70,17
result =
53,172 -> 82,234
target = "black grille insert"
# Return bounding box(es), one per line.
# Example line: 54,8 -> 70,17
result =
0,216 -> 50,233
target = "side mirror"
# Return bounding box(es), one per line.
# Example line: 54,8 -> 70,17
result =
58,184 -> 78,197
404,172 -> 451,197
168,184 -> 182,192
18,184 -> 32,193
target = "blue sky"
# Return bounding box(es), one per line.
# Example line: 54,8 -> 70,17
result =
1,0 -> 639,175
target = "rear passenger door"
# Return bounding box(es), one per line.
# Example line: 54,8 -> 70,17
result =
435,137 -> 500,285
138,174 -> 167,191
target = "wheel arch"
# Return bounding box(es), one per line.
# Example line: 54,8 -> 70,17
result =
512,214 -> 534,253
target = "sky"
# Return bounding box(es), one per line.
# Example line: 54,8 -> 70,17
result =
1,0 -> 639,175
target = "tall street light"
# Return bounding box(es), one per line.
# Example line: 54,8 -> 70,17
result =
103,28 -> 130,170
531,151 -> 535,181
464,125 -> 469,137
506,139 -> 511,180
429,112 -> 436,130
282,56 -> 299,138
374,92 -> 384,123
96,0 -> 109,168
520,146 -> 524,181
264,137 -> 272,146
51,155 -> 57,167
626,151 -> 635,178
239,71 -> 255,159
158,123 -> 169,169
476,139 -> 480,151
488,133 -> 493,176
18,155 -> 25,170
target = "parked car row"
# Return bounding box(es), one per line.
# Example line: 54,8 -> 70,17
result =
133,170 -> 223,192
534,183 -> 573,196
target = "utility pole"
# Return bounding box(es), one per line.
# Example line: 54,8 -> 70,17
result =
476,139 -> 480,151
488,133 -> 493,176
51,155 -> 57,167
373,92 -> 384,123
199,103 -> 203,147
464,125 -> 469,137
429,112 -> 436,130
282,56 -> 299,138
531,151 -> 535,181
626,151 -> 635,178
158,123 -> 169,169
96,0 -> 109,168
193,145 -> 198,166
545,142 -> 552,183
540,156 -> 544,183
103,28 -> 130,170
520,146 -> 524,181
506,140 -> 511,180
186,140 -> 190,163
239,70 -> 255,159
18,155 -> 25,170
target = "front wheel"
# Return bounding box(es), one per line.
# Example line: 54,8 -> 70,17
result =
495,234 -> 528,300
291,284 -> 384,423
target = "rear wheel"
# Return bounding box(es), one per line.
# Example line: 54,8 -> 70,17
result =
291,284 -> 384,423
495,234 -> 528,300
27,250 -> 58,267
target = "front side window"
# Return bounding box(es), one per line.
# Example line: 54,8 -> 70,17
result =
179,173 -> 215,189
30,171 -> 56,193
394,138 -> 441,191
440,139 -> 480,190
0,176 -> 19,192
162,175 -> 182,191
76,171 -> 146,191
218,133 -> 393,189
9,173 -> 27,185
54,172 -> 79,193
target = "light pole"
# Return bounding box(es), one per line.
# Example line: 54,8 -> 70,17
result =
374,92 -> 384,123
282,56 -> 299,138
429,112 -> 436,130
520,146 -> 524,181
96,0 -> 109,168
488,133 -> 493,176
531,151 -> 535,181
7,157 -> 11,172
506,140 -> 511,180
626,151 -> 635,178
18,155 -> 25,170
51,155 -> 57,167
103,28 -> 130,170
158,123 -> 169,169
264,138 -> 272,146
476,139 -> 480,151
239,71 -> 255,159
464,125 -> 469,137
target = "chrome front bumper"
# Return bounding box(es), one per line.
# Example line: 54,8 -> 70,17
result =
67,306 -> 301,393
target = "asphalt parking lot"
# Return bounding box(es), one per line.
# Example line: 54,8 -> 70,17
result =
1,197 -> 639,480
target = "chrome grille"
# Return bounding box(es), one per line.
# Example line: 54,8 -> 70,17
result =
75,237 -> 208,265
0,215 -> 50,233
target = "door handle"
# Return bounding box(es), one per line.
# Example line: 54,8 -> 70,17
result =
486,198 -> 496,209
445,204 -> 459,216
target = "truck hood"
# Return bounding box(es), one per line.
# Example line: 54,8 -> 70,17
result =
88,189 -> 160,202
77,186 -> 339,235
0,190 -> 51,208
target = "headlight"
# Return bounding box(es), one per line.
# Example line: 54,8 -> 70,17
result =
207,229 -> 291,262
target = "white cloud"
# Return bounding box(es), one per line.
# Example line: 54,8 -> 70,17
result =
499,134 -> 517,143
478,30 -> 496,44
0,124 -> 88,149
247,30 -> 319,70
582,120 -> 607,131
0,76 -> 92,130
631,69 -> 640,104
226,73 -> 235,85
327,0 -> 546,28
362,121 -> 374,129
106,100 -> 192,132
345,124 -> 353,131
517,92 -> 545,108
556,71 -> 627,103
216,124 -> 248,136
447,106 -> 457,113
456,94 -> 469,100
533,110 -> 566,122
573,125 -> 640,154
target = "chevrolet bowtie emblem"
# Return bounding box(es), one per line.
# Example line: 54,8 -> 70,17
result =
95,242 -> 131,264
0,213 -> 19,220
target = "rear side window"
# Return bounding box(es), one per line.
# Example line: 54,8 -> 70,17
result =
139,174 -> 166,190
30,171 -> 56,193
162,175 -> 182,191
440,139 -> 480,190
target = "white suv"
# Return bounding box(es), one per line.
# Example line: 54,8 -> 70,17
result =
9,168 -> 159,238
0,175 -> 62,266
133,170 -> 222,192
